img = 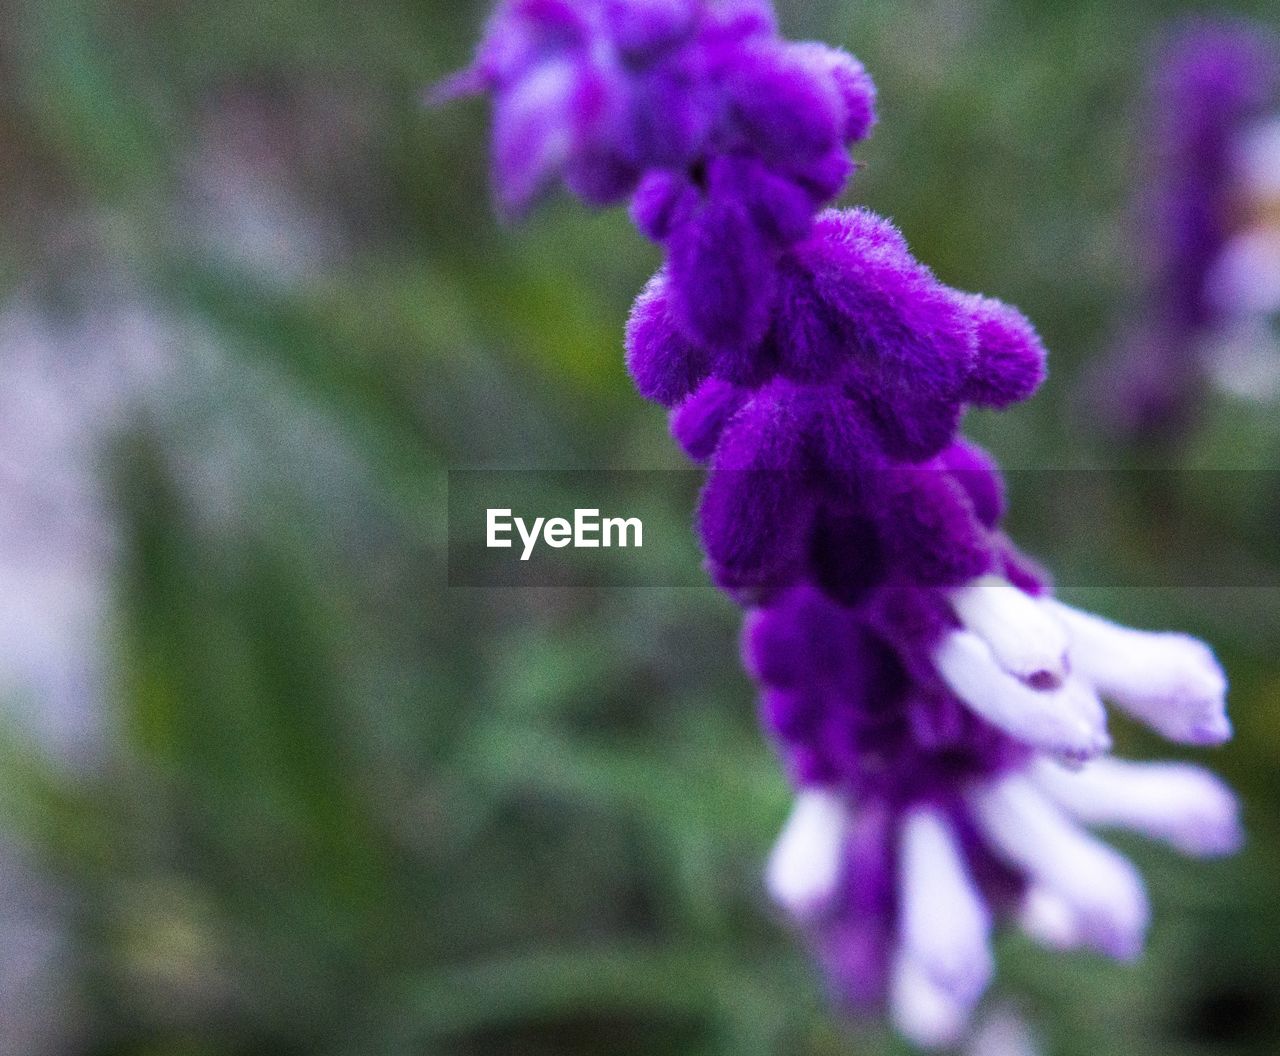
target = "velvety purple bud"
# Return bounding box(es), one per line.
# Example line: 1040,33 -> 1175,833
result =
808,509 -> 887,607
509,0 -> 586,36
845,377 -> 965,464
874,467 -> 994,587
631,170 -> 700,241
710,155 -> 816,246
960,293 -> 1048,408
726,44 -> 844,165
765,263 -> 851,384
565,150 -> 641,205
835,241 -> 976,406
939,440 -> 1005,528
701,479 -> 812,592
670,378 -> 745,462
789,148 -> 856,202
822,207 -> 908,254
491,58 -> 582,215
866,585 -> 957,658
668,196 -> 778,353
748,590 -> 877,697
700,0 -> 778,42
604,0 -> 697,59
768,586 -> 874,684
760,686 -> 821,740
624,54 -> 715,166
786,743 -> 838,786
479,0 -> 588,85
807,390 -> 880,502
796,210 -> 974,458
757,209 -> 911,386
625,270 -> 711,404
743,606 -> 804,688
699,389 -> 813,589
906,684 -> 976,751
792,43 -> 878,143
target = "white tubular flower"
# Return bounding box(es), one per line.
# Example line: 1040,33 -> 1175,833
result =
1044,600 -> 1231,746
889,948 -> 969,1051
1017,884 -> 1085,952
966,1005 -> 1042,1056
934,631 -> 1111,763
765,789 -> 848,919
1029,756 -> 1243,857
949,576 -> 1069,688
898,807 -> 993,1006
970,775 -> 1150,960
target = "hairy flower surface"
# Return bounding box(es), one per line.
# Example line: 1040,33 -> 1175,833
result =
442,1 -> 1242,1047
437,0 -> 874,350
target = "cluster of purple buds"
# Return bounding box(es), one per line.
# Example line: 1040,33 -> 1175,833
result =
1096,19 -> 1280,436
435,0 -> 874,351
440,1 -> 1242,1047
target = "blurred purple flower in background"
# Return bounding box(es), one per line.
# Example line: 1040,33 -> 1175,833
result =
0,292 -> 172,1056
1093,19 -> 1280,437
443,0 -> 1244,1046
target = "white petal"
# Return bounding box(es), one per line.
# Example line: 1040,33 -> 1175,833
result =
1233,114 -> 1280,200
889,948 -> 969,1050
950,577 -> 1069,687
1207,230 -> 1280,317
1047,601 -> 1230,746
1017,884 -> 1084,952
966,1006 -> 1042,1056
899,807 -> 993,1004
971,775 -> 1149,960
765,789 -> 847,918
1030,756 -> 1243,857
934,631 -> 1111,763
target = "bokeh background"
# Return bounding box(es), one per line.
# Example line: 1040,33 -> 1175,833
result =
1,0 -> 1279,1053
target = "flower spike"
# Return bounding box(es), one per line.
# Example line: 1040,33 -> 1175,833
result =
441,2 -> 1241,1045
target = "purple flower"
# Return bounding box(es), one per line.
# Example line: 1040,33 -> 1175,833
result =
753,579 -> 1237,1045
442,1 -> 1242,1046
1094,19 -> 1279,439
436,0 -> 876,349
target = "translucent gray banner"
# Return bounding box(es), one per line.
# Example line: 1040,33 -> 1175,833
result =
446,469 -> 1280,588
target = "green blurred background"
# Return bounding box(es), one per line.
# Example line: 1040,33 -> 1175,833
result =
0,1 -> 1278,1053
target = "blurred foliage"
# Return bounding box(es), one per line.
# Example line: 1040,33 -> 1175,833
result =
0,0 -> 1279,1054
